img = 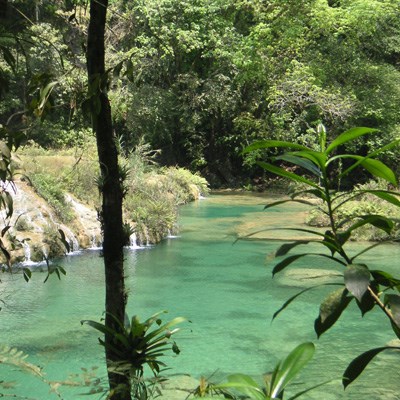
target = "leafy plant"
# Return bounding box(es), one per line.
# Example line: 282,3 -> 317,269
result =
243,125 -> 400,387
82,311 -> 185,399
191,342 -> 325,399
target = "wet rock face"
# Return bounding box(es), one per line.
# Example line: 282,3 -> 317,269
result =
2,179 -> 102,265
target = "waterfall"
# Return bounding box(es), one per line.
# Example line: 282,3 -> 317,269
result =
22,241 -> 32,264
128,232 -> 141,249
60,226 -> 80,253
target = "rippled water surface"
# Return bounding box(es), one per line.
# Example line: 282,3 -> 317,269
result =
2,193 -> 400,399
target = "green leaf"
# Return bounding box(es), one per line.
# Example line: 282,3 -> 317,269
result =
264,198 -> 315,210
344,264 -> 370,302
338,156 -> 397,186
23,268 -> 32,282
274,241 -> 311,257
290,150 -> 327,169
343,347 -> 400,388
242,140 -> 310,154
270,342 -> 315,398
273,283 -> 343,321
366,190 -> 400,207
257,162 -> 319,188
220,374 -> 265,400
384,294 -> 400,327
370,270 -> 400,290
58,229 -> 70,253
272,254 -> 308,276
346,215 -> 394,235
274,154 -> 321,177
38,81 -> 57,110
315,288 -> 352,337
325,127 -> 378,155
356,281 -> 378,316
272,253 -> 345,276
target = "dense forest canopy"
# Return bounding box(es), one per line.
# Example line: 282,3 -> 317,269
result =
1,0 -> 400,186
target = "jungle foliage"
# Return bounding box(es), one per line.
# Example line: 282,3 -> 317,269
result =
243,126 -> 400,390
1,0 -> 400,186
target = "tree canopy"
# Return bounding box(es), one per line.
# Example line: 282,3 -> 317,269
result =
1,0 -> 400,186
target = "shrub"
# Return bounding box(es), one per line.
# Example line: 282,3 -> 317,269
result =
30,173 -> 75,223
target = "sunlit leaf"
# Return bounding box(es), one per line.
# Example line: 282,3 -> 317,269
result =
366,190 -> 400,207
270,342 -> 315,398
325,127 -> 378,155
242,140 -> 309,154
346,215 -> 394,235
338,155 -> 397,186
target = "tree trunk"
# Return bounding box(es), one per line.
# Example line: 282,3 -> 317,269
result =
86,1 -> 131,399
0,0 -> 7,19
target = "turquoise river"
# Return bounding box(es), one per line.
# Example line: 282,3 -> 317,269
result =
1,193 -> 400,399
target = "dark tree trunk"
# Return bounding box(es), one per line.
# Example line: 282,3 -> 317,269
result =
86,1 -> 131,399
0,0 -> 7,19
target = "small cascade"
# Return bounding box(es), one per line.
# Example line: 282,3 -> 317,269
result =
61,226 -> 80,253
22,241 -> 33,264
128,232 -> 141,249
166,229 -> 179,239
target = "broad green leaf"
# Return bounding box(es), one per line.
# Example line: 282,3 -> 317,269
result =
370,270 -> 400,290
346,215 -> 394,235
289,150 -> 327,169
274,155 -> 321,177
338,155 -> 397,186
272,254 -> 308,275
315,288 -> 352,337
270,342 -> 315,398
344,264 -> 370,302
272,253 -> 345,276
242,140 -> 309,154
291,188 -> 327,201
257,162 -> 319,188
38,81 -> 57,110
221,374 -> 265,400
343,347 -> 400,388
366,190 -> 400,207
326,127 -> 378,155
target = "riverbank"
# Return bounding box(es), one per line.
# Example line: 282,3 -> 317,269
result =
1,145 -> 209,265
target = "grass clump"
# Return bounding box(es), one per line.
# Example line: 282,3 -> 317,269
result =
30,173 -> 75,224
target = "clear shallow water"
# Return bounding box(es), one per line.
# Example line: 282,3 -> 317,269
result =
1,193 -> 400,399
